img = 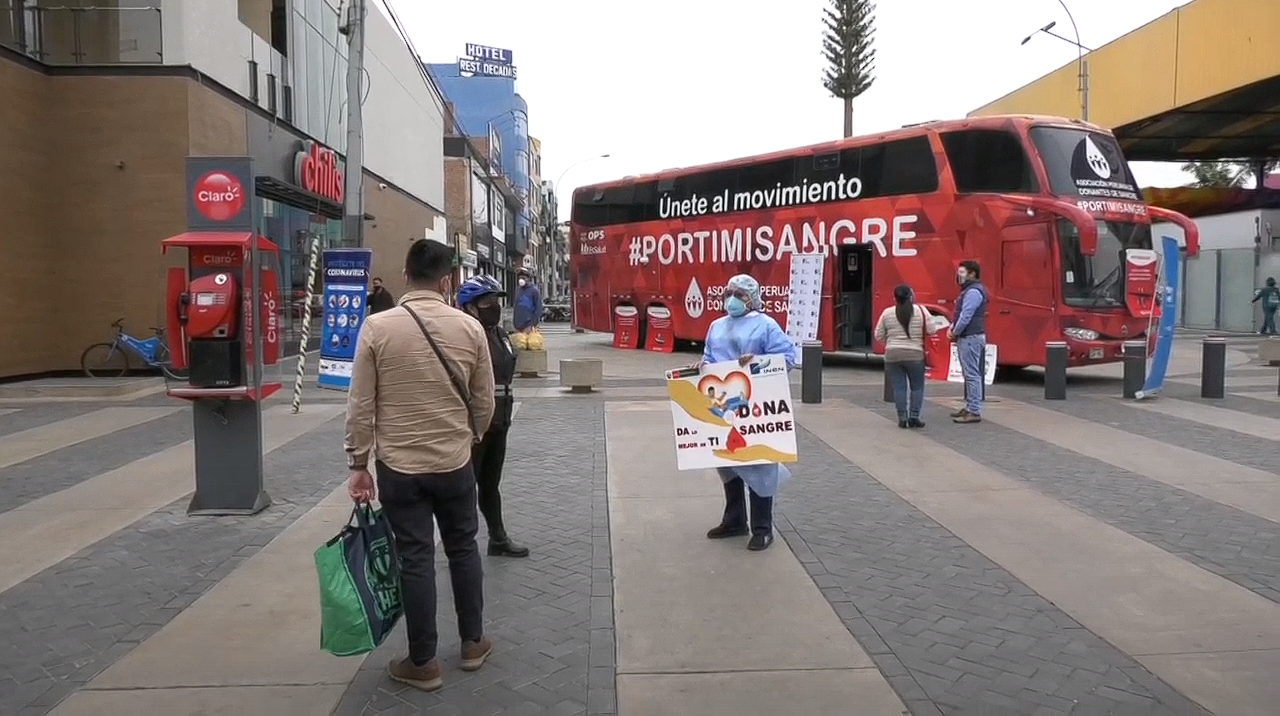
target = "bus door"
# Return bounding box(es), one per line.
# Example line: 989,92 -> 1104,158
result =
835,245 -> 874,350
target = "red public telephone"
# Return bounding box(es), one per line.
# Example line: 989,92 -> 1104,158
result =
183,273 -> 239,338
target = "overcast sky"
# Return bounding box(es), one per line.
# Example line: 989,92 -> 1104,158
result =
383,0 -> 1192,219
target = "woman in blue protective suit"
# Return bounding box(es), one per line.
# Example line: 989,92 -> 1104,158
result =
696,273 -> 798,551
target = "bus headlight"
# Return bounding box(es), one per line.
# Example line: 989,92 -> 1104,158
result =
1064,327 -> 1099,341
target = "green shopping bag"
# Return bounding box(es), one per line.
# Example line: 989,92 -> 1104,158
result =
315,503 -> 403,656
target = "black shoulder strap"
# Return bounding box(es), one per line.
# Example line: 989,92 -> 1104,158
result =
402,305 -> 477,439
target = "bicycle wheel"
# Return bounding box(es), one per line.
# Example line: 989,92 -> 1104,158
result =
81,342 -> 130,378
152,344 -> 187,380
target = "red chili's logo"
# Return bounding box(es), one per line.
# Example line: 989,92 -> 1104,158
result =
295,141 -> 345,204
192,171 -> 244,222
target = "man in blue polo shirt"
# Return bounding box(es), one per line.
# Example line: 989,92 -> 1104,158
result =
949,260 -> 987,424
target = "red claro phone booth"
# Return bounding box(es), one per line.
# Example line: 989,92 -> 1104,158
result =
161,232 -> 281,401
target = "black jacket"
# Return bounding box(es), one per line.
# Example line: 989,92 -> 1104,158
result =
367,287 -> 396,314
486,325 -> 517,430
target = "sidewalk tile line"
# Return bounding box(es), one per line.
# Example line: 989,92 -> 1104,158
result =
62,485 -> 363,696
0,406 -> 182,469
1106,395 -> 1280,442
801,402 -> 1280,716
947,396 -> 1280,525
0,404 -> 344,595
1232,391 -> 1280,403
603,404 -> 907,713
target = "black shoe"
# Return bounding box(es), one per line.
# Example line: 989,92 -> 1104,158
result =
488,539 -> 530,558
707,523 -> 749,539
897,417 -> 909,428
907,418 -> 925,429
747,533 -> 774,551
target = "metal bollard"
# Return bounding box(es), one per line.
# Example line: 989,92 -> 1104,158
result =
1201,336 -> 1227,399
800,341 -> 823,404
1122,340 -> 1147,399
1044,341 -> 1068,400
882,369 -> 894,403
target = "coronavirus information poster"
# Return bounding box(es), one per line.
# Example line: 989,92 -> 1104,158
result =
785,253 -> 824,365
317,248 -> 372,391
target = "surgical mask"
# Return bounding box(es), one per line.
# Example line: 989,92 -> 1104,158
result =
476,304 -> 502,327
518,278 -> 527,287
725,296 -> 748,317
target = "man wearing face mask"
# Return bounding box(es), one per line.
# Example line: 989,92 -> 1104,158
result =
948,260 -> 987,423
457,274 -> 530,558
512,268 -> 543,334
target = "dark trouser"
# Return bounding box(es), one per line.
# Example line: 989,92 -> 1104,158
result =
721,476 -> 773,537
885,360 -> 926,420
471,424 -> 511,543
376,460 -> 484,665
1263,307 -> 1277,334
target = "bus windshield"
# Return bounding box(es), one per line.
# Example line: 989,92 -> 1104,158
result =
1028,126 -> 1142,201
1057,219 -> 1153,308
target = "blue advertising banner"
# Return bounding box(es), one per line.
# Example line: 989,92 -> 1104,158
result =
1136,235 -> 1181,400
317,249 -> 373,391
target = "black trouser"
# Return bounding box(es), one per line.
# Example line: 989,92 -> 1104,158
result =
376,460 -> 484,664
472,423 -> 511,543
721,475 -> 773,537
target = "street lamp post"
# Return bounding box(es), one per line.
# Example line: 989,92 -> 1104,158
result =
550,154 -> 610,296
1021,1 -> 1091,122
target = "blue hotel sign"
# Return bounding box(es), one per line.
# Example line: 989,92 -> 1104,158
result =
459,43 -> 517,79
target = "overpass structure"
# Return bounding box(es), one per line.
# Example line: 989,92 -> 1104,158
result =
970,0 -> 1280,162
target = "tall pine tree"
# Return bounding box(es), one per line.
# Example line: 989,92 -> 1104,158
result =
821,0 -> 876,138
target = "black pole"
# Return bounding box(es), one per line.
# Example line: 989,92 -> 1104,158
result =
1122,340 -> 1146,400
801,341 -> 823,404
1044,341 -> 1067,400
1201,336 -> 1226,399
882,367 -> 894,403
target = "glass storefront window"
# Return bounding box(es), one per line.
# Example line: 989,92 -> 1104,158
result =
258,198 -> 344,355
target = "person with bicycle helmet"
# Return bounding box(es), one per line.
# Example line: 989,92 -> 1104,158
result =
457,274 -> 530,558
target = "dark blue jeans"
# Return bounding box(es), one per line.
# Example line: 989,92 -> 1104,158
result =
885,360 -> 926,420
1264,307 -> 1277,335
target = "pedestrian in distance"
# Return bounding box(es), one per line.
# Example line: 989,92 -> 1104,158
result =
875,284 -> 942,429
1253,277 -> 1279,335
367,277 -> 396,314
457,274 -> 530,558
344,239 -> 496,692
695,273 -> 797,552
512,268 -> 543,334
949,260 -> 988,424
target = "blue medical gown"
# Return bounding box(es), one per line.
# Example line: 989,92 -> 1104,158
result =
702,311 -> 797,498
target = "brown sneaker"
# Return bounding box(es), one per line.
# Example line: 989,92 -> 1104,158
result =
460,636 -> 493,671
388,657 -> 442,691
953,412 -> 982,423
950,408 -> 968,419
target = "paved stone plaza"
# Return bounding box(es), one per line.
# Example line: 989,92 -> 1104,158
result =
1,327 -> 1278,715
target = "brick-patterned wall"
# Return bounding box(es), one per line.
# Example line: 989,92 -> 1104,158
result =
444,157 -> 472,252
0,59 -> 55,376
363,172 -> 441,298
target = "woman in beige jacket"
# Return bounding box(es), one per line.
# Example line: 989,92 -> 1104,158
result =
874,285 -> 943,428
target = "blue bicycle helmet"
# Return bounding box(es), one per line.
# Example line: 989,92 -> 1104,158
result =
457,274 -> 505,307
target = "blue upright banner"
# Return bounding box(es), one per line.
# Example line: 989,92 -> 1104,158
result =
317,248 -> 373,391
1136,236 -> 1181,400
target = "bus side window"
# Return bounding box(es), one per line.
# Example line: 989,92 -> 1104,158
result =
941,130 -> 1038,194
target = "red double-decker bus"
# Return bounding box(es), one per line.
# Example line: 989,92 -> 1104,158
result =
568,115 -> 1199,368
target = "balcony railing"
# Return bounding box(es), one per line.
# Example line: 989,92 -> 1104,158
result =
1,5 -> 162,65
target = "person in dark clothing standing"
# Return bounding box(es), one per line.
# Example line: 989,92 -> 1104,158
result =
367,277 -> 396,314
1253,277 -> 1278,335
949,260 -> 988,423
457,274 -> 530,558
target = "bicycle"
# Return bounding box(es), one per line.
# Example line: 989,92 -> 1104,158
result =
81,319 -> 188,380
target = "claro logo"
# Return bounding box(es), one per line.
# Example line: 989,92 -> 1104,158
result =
192,171 -> 245,222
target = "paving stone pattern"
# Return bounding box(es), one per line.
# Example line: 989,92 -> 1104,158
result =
0,411 -> 192,513
854,389 -> 1280,606
333,399 -> 616,716
0,404 -> 118,437
0,414 -> 346,716
779,422 -> 1207,716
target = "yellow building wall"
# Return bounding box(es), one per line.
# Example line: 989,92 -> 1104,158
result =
970,0 -> 1280,129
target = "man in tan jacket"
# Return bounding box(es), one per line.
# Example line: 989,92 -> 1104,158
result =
344,239 -> 496,692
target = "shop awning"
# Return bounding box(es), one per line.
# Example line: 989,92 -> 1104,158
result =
161,232 -> 277,253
